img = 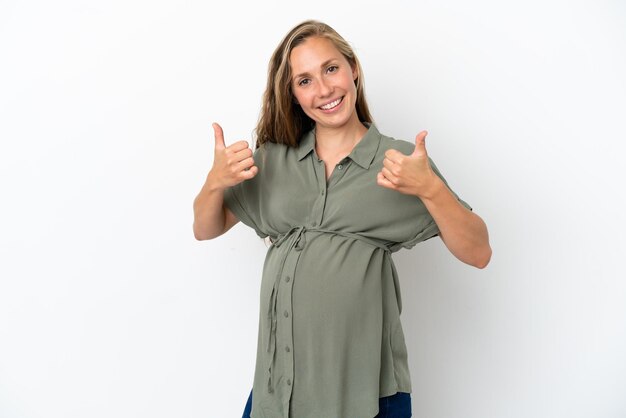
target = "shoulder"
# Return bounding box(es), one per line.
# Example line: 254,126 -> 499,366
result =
253,141 -> 280,162
252,139 -> 301,177
376,129 -> 416,156
254,138 -> 295,154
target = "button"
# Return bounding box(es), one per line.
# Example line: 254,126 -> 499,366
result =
337,164 -> 343,170
285,346 -> 290,352
284,310 -> 289,318
321,190 -> 325,195
287,379 -> 292,386
285,276 -> 291,283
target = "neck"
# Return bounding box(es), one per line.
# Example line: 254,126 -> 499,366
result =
314,114 -> 369,155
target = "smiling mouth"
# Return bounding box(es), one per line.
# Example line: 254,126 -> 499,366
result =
319,96 -> 344,110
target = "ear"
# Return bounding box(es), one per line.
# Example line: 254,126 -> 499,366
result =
352,64 -> 358,81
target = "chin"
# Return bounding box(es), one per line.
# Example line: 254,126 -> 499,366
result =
314,110 -> 354,128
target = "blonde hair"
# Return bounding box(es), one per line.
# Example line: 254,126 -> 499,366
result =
255,20 -> 373,148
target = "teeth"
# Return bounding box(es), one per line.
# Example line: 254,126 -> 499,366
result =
320,97 -> 342,110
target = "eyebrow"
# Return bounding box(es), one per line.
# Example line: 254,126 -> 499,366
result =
292,59 -> 337,80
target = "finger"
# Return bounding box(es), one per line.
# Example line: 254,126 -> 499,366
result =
412,131 -> 428,157
212,123 -> 226,150
381,167 -> 399,185
230,146 -> 253,162
234,156 -> 255,172
240,165 -> 258,179
384,149 -> 403,164
227,140 -> 252,153
377,171 -> 395,189
223,150 -> 251,172
382,157 -> 400,174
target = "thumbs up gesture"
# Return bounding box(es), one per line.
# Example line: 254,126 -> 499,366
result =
207,122 -> 258,189
376,130 -> 438,198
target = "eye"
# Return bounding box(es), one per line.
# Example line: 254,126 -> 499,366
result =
327,65 -> 338,73
298,78 -> 310,87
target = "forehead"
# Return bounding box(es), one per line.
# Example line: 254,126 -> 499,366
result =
289,37 -> 345,74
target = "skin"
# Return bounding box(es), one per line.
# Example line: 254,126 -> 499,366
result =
193,36 -> 492,268
377,131 -> 492,268
289,36 -> 369,179
192,123 -> 252,240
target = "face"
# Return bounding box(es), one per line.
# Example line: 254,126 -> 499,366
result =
289,36 -> 359,131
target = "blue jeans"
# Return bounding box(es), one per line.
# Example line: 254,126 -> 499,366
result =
241,388 -> 411,418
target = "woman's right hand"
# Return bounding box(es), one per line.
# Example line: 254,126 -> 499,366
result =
207,122 -> 258,189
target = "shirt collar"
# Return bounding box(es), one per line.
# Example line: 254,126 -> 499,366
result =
296,122 -> 381,169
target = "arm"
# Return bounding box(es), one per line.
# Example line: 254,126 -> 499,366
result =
193,123 -> 258,241
377,130 -> 492,268
418,177 -> 491,268
192,178 -> 240,240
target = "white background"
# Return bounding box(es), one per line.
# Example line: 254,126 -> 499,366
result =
1,1 -> 625,417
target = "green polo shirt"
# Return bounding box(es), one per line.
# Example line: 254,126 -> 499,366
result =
224,123 -> 471,418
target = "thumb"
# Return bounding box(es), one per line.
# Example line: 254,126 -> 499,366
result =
412,130 -> 428,157
212,122 -> 226,150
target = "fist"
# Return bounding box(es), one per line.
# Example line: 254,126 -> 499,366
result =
208,122 -> 258,189
376,130 -> 438,198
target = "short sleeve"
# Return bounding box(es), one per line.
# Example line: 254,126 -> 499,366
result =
222,146 -> 268,239
390,157 -> 472,252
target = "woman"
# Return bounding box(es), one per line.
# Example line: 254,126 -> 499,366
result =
193,20 -> 491,418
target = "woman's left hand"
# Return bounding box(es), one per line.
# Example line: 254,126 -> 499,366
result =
377,131 -> 439,198
377,130 -> 492,268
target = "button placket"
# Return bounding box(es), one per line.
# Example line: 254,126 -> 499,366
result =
327,159 -> 350,189
307,157 -> 324,227
311,155 -> 328,227
277,241 -> 301,404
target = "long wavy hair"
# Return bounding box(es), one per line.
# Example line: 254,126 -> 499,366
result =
255,20 -> 373,148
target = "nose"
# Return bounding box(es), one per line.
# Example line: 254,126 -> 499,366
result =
317,77 -> 333,98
